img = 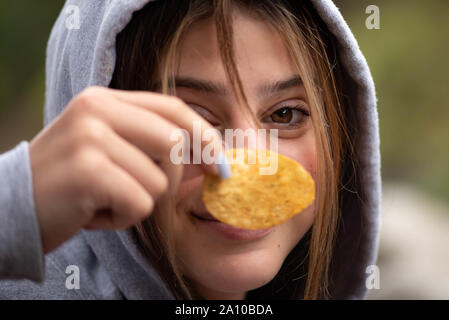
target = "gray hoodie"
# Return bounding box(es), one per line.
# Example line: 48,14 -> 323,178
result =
0,0 -> 381,299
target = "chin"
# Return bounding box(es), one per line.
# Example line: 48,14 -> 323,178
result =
186,248 -> 285,295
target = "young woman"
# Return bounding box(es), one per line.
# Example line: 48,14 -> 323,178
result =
0,0 -> 381,299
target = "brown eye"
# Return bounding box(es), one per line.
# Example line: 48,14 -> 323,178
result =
271,108 -> 293,123
267,106 -> 309,126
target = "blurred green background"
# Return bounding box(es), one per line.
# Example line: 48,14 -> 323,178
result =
0,1 -> 64,150
0,1 -> 448,201
334,0 -> 449,204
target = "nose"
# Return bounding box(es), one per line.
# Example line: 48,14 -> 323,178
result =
223,116 -> 259,150
222,115 -> 277,152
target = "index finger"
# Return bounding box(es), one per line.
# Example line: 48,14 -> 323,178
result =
108,88 -> 230,178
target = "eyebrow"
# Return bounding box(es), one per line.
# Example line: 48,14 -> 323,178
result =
172,74 -> 303,98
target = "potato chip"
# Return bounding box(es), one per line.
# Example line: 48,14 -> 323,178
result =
202,148 -> 315,230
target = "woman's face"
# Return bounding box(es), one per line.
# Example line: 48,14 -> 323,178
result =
168,9 -> 317,299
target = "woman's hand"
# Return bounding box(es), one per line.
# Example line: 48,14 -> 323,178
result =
29,86 -> 222,254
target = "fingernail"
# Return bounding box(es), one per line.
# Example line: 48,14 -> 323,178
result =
217,151 -> 231,179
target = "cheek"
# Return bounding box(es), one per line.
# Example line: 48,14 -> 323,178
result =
277,130 -> 318,237
176,164 -> 204,200
278,131 -> 317,181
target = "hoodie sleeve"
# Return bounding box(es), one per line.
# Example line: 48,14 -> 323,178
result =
0,141 -> 45,282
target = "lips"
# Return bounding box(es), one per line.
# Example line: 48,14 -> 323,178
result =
189,205 -> 274,241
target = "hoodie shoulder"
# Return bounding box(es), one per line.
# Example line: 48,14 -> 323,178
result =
0,233 -> 122,299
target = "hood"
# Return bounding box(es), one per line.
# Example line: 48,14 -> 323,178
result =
44,0 -> 381,299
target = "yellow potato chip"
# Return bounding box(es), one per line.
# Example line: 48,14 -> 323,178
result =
202,148 -> 315,230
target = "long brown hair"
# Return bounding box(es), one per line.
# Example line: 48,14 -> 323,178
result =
110,0 -> 355,299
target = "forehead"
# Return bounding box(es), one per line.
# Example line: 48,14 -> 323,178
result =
176,10 -> 297,91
